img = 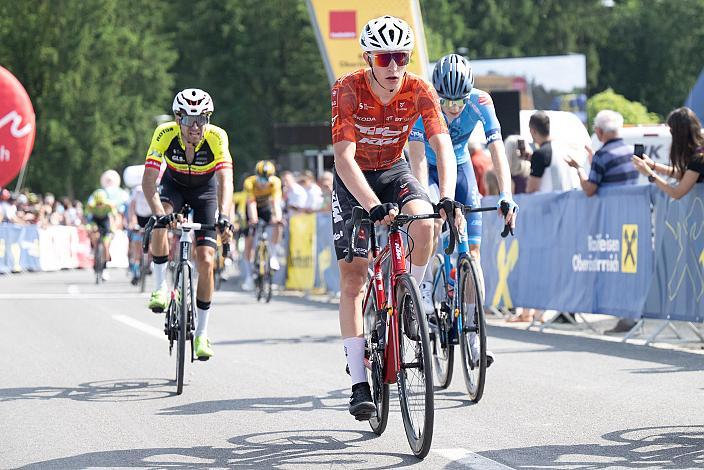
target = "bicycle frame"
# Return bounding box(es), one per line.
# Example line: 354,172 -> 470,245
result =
362,223 -> 408,384
440,225 -> 471,331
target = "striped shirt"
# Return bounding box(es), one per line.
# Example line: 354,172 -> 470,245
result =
588,138 -> 639,187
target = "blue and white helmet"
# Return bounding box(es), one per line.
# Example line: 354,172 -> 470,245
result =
432,54 -> 474,100
359,16 -> 414,52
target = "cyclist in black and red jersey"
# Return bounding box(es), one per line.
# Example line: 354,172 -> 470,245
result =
331,15 -> 470,420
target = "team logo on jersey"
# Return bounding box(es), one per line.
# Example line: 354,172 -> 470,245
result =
356,124 -> 409,146
478,93 -> 493,106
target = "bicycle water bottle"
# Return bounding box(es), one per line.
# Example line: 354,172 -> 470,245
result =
448,267 -> 456,299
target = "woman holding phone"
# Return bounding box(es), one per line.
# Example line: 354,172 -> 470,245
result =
633,107 -> 704,199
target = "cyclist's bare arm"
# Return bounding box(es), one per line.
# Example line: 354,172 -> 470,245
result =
142,167 -> 167,216
246,199 -> 258,225
216,168 -> 233,218
407,141 -> 429,192
333,140 -> 381,212
428,133 -> 456,200
272,196 -> 283,221
487,140 -> 517,226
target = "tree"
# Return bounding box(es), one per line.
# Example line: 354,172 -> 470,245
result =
587,88 -> 660,126
0,0 -> 176,198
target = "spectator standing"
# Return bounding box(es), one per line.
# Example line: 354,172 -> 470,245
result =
468,141 -> 494,197
526,111 -> 579,194
633,106 -> 704,198
300,170 -> 324,211
565,109 -> 640,333
504,135 -> 532,194
281,171 -> 307,214
318,171 -> 334,212
566,110 -> 639,197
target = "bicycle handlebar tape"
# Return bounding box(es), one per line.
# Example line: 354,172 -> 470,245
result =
499,200 -> 514,238
437,198 -> 459,255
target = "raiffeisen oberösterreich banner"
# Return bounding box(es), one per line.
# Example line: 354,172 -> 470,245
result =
0,66 -> 35,188
306,0 -> 430,84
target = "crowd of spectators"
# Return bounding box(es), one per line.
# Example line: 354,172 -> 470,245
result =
0,189 -> 86,227
279,169 -> 333,214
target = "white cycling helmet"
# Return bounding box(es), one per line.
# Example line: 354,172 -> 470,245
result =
432,54 -> 474,100
172,88 -> 214,116
359,15 -> 414,53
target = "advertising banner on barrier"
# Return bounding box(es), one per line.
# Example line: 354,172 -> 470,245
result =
286,214 -> 317,290
0,223 -> 22,273
643,186 -> 704,322
481,185 -> 653,318
19,225 -> 40,271
39,225 -> 80,271
306,0 -> 429,84
315,213 -> 340,293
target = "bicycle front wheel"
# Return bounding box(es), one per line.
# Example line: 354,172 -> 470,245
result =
176,265 -> 188,395
396,274 -> 434,459
363,279 -> 389,435
430,254 -> 454,389
457,256 -> 486,403
94,243 -> 104,284
139,252 -> 149,293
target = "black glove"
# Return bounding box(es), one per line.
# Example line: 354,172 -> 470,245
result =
369,203 -> 398,223
156,214 -> 175,226
217,215 -> 231,231
436,197 -> 464,217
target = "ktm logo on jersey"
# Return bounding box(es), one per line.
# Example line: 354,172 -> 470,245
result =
355,124 -> 408,137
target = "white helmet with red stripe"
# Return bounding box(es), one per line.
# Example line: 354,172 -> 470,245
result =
359,16 -> 414,53
172,88 -> 214,116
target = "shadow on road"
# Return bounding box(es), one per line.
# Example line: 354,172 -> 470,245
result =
475,425 -> 704,470
0,378 -> 174,403
18,429 -> 420,469
214,334 -> 339,347
489,325 -> 704,374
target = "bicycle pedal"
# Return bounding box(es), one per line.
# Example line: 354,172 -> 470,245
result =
151,307 -> 164,313
355,414 -> 372,421
197,356 -> 210,362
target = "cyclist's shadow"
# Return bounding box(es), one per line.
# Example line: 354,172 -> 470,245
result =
18,429 -> 418,469
0,378 -> 173,403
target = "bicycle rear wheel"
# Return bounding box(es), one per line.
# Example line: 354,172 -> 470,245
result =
457,256 -> 486,403
396,274 -> 434,459
263,247 -> 273,303
176,264 -> 188,395
430,254 -> 454,389
214,243 -> 223,291
362,279 -> 389,435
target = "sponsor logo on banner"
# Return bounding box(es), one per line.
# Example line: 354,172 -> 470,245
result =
491,239 -> 519,308
621,224 -> 638,273
0,66 -> 36,187
329,11 -> 356,39
572,232 -> 621,273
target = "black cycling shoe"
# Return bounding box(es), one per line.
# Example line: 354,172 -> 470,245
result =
349,382 -> 375,421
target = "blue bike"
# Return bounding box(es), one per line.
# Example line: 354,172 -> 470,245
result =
429,204 -> 510,402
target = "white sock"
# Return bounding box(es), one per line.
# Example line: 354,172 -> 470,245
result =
242,259 -> 251,279
343,337 -> 367,385
153,262 -> 168,291
410,263 -> 427,287
196,307 -> 210,337
422,260 -> 434,283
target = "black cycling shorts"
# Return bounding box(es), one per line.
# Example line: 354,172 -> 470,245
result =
245,205 -> 273,236
160,173 -> 218,249
94,217 -> 111,237
331,159 -> 431,260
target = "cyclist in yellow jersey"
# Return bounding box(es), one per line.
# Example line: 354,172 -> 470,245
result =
142,88 -> 233,359
241,160 -> 283,291
85,189 -> 117,280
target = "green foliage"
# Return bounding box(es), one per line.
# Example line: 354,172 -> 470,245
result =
587,88 -> 660,126
0,0 -> 701,197
0,0 -> 176,198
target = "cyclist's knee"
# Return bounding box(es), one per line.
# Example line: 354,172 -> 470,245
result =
338,260 -> 367,296
196,247 -> 215,268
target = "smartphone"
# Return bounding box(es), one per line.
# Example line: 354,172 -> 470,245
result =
634,143 -> 645,158
517,139 -> 526,152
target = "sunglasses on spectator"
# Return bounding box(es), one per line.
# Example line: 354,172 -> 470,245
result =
440,98 -> 467,107
370,52 -> 411,67
179,114 -> 209,127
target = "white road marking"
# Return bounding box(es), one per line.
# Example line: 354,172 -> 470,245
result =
433,448 -> 514,469
0,292 -> 245,300
112,314 -> 165,340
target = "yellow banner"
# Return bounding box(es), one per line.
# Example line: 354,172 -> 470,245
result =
286,213 -> 317,290
306,0 -> 429,84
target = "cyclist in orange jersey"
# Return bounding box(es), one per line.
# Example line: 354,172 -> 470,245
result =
331,15 -> 464,420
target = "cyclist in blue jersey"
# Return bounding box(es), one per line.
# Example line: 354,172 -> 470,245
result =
408,54 -> 518,364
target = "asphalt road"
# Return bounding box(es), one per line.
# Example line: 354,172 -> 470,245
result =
1,269 -> 703,469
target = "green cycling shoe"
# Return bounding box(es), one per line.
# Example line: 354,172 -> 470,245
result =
148,289 -> 169,313
194,336 -> 214,359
